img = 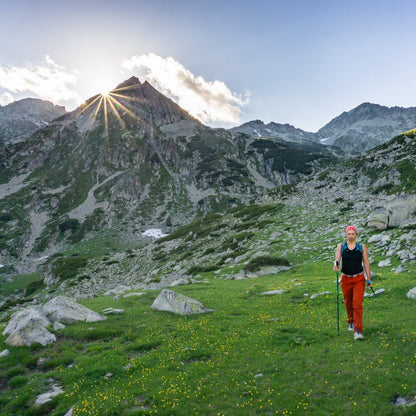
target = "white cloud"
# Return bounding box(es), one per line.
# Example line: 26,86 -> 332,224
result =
122,53 -> 249,125
0,92 -> 14,106
0,55 -> 80,107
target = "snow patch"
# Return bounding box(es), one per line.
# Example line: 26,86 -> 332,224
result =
35,256 -> 49,262
142,229 -> 168,239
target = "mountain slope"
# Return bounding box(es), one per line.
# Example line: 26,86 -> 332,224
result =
0,98 -> 66,145
316,102 -> 416,152
0,77 -> 337,270
230,119 -> 317,143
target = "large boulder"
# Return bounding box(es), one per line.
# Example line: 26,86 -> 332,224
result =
387,195 -> 416,226
367,211 -> 389,230
151,289 -> 214,316
368,196 -> 416,230
3,307 -> 56,346
43,296 -> 106,324
3,297 -> 106,347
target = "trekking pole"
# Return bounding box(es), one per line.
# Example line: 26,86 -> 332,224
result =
336,271 -> 340,336
367,280 -> 377,298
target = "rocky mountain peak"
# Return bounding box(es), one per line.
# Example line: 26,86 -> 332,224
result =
0,98 -> 67,144
0,98 -> 66,120
114,76 -> 141,90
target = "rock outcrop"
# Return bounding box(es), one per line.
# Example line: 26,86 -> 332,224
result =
367,195 -> 416,230
151,289 -> 214,315
42,296 -> 107,324
3,296 -> 106,346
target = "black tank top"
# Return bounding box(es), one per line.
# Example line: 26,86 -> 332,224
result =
341,244 -> 363,275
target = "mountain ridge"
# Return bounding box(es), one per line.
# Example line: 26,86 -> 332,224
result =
2,93 -> 415,153
232,102 -> 416,152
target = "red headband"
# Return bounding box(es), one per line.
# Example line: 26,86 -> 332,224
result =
345,225 -> 357,234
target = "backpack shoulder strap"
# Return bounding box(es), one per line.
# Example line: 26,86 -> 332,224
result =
342,241 -> 362,254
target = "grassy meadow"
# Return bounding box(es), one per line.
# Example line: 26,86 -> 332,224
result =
1,260 -> 415,415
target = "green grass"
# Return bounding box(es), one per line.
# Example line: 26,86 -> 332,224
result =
0,273 -> 41,297
1,261 -> 415,415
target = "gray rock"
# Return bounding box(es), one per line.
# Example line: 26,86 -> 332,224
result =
395,265 -> 406,274
368,233 -> 390,245
3,307 -> 56,347
53,321 -> 66,330
123,292 -> 145,298
367,212 -> 388,230
406,287 -> 416,300
151,289 -> 214,316
3,297 -> 106,347
387,195 -> 416,227
391,394 -> 416,407
64,406 -> 74,416
0,349 -> 10,357
378,259 -> 391,267
364,288 -> 385,297
261,289 -> 285,296
102,308 -> 124,315
256,265 -> 291,276
170,278 -> 189,287
397,250 -> 416,262
43,296 -> 106,324
310,291 -> 332,299
103,285 -> 132,296
34,384 -> 64,405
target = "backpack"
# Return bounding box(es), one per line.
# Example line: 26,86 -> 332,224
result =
341,241 -> 362,255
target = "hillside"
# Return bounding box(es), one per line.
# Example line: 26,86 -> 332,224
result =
0,78 -> 337,272
1,142 -> 416,414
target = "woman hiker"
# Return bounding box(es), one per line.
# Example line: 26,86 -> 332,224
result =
333,225 -> 372,340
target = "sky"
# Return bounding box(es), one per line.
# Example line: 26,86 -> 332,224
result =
0,0 -> 416,132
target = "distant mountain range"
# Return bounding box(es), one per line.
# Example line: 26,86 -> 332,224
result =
1,94 -> 415,153
231,102 -> 416,152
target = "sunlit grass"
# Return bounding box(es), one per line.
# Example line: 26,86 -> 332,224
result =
1,261 -> 415,415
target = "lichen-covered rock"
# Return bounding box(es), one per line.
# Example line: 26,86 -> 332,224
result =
3,307 -> 56,346
367,212 -> 389,230
42,296 -> 106,324
151,289 -> 214,316
261,289 -> 285,296
3,297 -> 106,347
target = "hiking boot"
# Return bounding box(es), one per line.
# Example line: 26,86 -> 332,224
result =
348,323 -> 354,331
354,331 -> 364,340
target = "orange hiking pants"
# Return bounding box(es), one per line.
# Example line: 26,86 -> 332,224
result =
340,273 -> 366,333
